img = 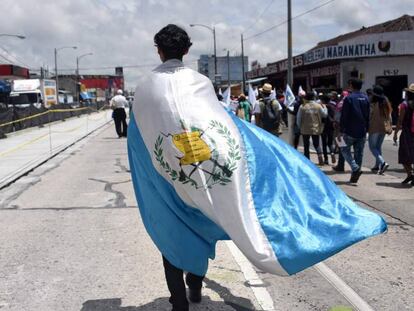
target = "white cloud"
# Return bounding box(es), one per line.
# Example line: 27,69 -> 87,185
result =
0,0 -> 410,89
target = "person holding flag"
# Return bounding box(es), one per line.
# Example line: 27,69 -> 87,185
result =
128,24 -> 386,311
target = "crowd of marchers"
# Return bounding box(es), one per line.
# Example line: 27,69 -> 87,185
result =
217,79 -> 414,186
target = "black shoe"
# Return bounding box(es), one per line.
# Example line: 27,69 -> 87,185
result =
371,166 -> 379,173
333,166 -> 345,172
378,162 -> 389,175
402,176 -> 413,184
350,170 -> 363,183
188,288 -> 202,303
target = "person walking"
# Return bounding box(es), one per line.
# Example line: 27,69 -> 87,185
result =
236,94 -> 252,122
254,83 -> 283,137
320,94 -> 336,165
332,91 -> 349,172
110,89 -> 128,138
339,78 -> 370,184
291,89 -> 306,149
296,92 -> 327,164
393,83 -> 414,185
368,85 -> 392,174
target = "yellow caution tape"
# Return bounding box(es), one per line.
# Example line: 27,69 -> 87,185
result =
0,107 -> 102,128
0,111 -> 50,128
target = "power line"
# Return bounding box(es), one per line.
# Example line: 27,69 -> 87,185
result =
242,0 -> 276,35
0,46 -> 32,68
56,59 -> 199,72
244,0 -> 336,41
0,53 -> 16,64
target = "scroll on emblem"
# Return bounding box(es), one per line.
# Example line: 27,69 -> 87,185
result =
173,131 -> 212,165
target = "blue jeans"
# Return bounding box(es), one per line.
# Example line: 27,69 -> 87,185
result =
368,133 -> 385,168
340,135 -> 366,172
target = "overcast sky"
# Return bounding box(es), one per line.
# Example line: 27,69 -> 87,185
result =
0,0 -> 412,89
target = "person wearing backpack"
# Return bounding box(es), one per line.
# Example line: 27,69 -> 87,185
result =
297,92 -> 328,165
254,83 -> 283,137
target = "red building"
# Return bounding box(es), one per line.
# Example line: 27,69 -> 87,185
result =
0,64 -> 30,80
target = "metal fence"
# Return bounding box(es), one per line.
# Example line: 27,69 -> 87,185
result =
0,102 -> 108,138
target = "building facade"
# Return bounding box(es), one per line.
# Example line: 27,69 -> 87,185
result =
58,74 -> 124,102
0,64 -> 30,80
246,15 -> 414,120
197,54 -> 248,86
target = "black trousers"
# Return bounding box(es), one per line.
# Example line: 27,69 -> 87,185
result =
162,256 -> 204,311
302,135 -> 321,159
322,129 -> 335,160
113,108 -> 127,137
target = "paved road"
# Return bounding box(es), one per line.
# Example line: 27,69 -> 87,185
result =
0,123 -> 412,310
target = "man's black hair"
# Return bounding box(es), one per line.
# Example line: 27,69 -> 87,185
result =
217,94 -> 223,101
305,92 -> 316,101
320,94 -> 330,104
154,24 -> 192,60
348,78 -> 363,91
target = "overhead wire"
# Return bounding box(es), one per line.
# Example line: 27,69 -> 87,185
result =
0,53 -> 15,64
242,0 -> 276,35
244,0 -> 336,41
0,46 -> 33,68
56,59 -> 199,72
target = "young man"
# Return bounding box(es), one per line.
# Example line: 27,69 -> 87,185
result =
254,83 -> 283,136
339,78 -> 370,183
128,25 -> 386,311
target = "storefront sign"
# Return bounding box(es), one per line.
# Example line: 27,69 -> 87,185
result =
310,65 -> 340,79
304,43 -> 377,64
246,55 -> 303,79
304,36 -> 414,65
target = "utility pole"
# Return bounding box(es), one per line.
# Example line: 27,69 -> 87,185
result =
76,53 -> 93,105
54,48 -> 58,97
241,34 -> 246,94
213,26 -> 217,85
227,50 -> 231,89
54,46 -> 77,103
287,0 -> 295,146
189,24 -> 217,86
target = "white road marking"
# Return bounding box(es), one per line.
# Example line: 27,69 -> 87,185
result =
227,240 -> 375,311
226,241 -> 275,311
315,263 -> 375,311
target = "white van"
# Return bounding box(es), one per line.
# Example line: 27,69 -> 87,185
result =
9,79 -> 57,108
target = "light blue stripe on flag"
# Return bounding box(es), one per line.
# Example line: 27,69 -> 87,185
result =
231,114 -> 387,275
128,114 -> 229,276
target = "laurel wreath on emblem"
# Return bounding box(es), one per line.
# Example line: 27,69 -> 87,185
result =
154,120 -> 241,190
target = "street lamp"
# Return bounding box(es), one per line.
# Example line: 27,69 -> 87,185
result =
190,23 -> 217,85
76,52 -> 93,104
54,46 -> 77,100
0,34 -> 26,39
223,49 -> 231,89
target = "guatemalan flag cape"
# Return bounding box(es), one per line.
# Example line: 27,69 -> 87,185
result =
128,59 -> 387,277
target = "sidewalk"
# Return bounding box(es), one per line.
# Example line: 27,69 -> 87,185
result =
0,110 -> 112,189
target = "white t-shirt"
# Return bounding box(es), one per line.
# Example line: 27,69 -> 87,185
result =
110,95 -> 128,109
